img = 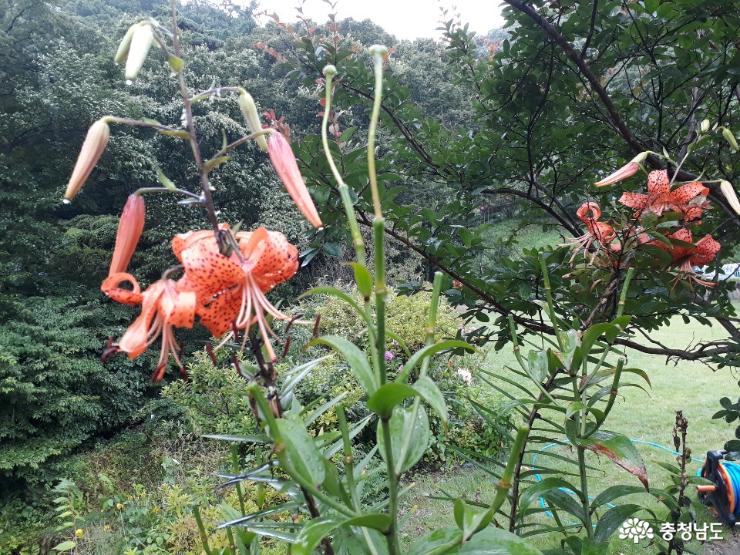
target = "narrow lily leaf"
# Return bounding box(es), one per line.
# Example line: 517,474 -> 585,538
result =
367,383 -> 418,418
396,340 -> 475,383
593,504 -> 643,543
578,431 -> 648,489
274,419 -> 325,488
518,477 -> 582,514
408,527 -> 463,555
377,405 -> 431,474
456,527 -> 544,554
350,262 -> 373,299
413,375 -> 448,422
310,336 -> 377,395
292,517 -> 339,555
202,433 -> 268,444
590,485 -> 646,510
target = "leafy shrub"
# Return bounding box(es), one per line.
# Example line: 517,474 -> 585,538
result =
315,284 -> 461,353
161,352 -> 256,436
0,296 -> 153,486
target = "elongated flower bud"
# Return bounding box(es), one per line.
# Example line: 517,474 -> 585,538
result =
109,194 -> 146,275
267,132 -> 323,228
594,152 -> 647,187
720,180 -> 740,215
64,119 -> 110,201
238,90 -> 268,151
125,23 -> 154,81
722,127 -> 739,152
114,23 -> 137,65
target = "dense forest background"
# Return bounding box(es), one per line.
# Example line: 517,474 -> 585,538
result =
1,0 -> 737,552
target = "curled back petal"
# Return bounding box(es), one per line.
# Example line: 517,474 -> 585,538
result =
101,272 -> 143,305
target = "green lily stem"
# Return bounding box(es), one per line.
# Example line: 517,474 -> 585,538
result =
395,272 -> 444,492
380,416 -> 401,555
320,66 -> 366,265
538,253 -> 564,351
488,426 -> 530,517
419,272 -> 443,377
367,47 -> 386,219
193,506 -> 213,555
336,406 -> 359,508
374,219 -> 388,384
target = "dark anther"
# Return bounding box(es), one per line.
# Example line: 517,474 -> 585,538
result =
101,337 -> 119,364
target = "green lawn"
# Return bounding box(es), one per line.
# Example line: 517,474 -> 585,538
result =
400,308 -> 738,553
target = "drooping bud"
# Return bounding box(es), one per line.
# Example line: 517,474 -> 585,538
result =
720,180 -> 740,215
114,23 -> 138,65
238,89 -> 268,151
125,22 -> 154,81
700,119 -> 710,133
722,127 -> 739,152
267,132 -> 323,228
109,194 -> 146,275
322,65 -> 337,78
64,119 -> 111,201
593,153 -> 645,187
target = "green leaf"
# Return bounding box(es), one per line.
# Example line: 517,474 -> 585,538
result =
350,262 -> 373,299
453,499 -> 492,539
158,128 -> 192,140
292,517 -> 339,555
204,155 -> 230,172
566,401 -> 585,419
344,513 -> 392,532
397,340 -> 475,383
274,419 -> 325,487
202,433 -> 268,444
594,504 -> 643,543
456,527 -> 544,553
518,477 -> 582,515
156,168 -> 177,191
167,55 -> 185,73
413,375 -> 448,422
311,336 -> 377,395
527,349 -> 548,382
367,383 -> 418,418
590,485 -> 646,510
579,431 -> 648,488
53,541 -> 77,552
408,527 -> 463,555
377,405 -> 431,474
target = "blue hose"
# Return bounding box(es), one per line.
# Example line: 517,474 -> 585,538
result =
722,461 -> 740,518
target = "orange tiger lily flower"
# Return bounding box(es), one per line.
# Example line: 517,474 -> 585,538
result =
570,202 -> 617,261
173,226 -> 299,362
267,131 -> 323,229
102,273 -> 196,380
649,228 -> 721,287
619,171 -> 709,221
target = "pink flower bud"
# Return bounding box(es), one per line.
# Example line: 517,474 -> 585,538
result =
720,180 -> 740,215
109,194 -> 146,275
594,160 -> 640,187
64,119 -> 110,201
267,132 -> 323,228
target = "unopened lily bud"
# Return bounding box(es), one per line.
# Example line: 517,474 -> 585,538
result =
125,22 -> 154,81
322,65 -> 337,78
114,24 -> 138,65
368,44 -> 389,58
722,127 -> 739,152
720,180 -> 740,215
700,119 -> 710,133
631,151 -> 649,164
238,89 -> 268,152
64,119 -> 110,201
109,194 -> 146,275
594,154 -> 644,187
268,132 -> 323,228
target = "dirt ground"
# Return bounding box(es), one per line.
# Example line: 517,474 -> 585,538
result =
704,530 -> 740,554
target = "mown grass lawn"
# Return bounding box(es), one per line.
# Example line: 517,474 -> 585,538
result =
400,306 -> 739,553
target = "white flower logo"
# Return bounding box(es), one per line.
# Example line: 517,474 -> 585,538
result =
618,518 -> 654,544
